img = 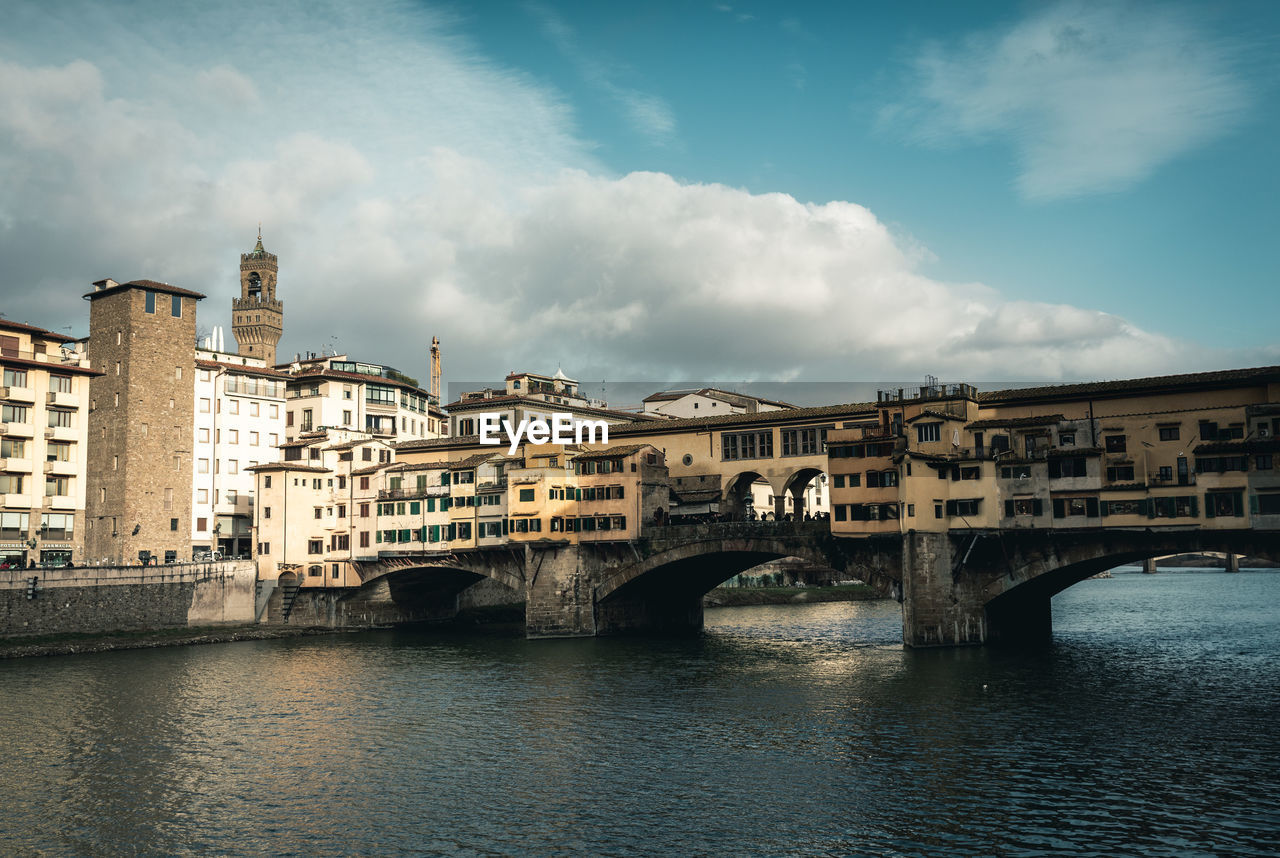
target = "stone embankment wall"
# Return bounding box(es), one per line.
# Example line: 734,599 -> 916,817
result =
0,561 -> 256,638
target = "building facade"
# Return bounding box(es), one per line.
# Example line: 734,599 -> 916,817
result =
642,387 -> 795,420
447,369 -> 644,437
282,354 -> 446,443
0,321 -> 100,567
191,345 -> 288,558
83,279 -> 203,565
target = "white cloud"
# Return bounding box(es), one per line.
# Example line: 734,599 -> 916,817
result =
0,0 -> 1260,389
881,2 -> 1251,199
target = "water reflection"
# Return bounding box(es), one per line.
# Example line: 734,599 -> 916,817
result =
0,571 -> 1277,856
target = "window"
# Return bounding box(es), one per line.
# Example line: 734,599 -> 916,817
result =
199,428 -> 210,443
360,503 -> 370,518
308,539 -> 323,554
1158,426 -> 1180,442
171,294 -> 182,317
1052,497 -> 1099,518
198,459 -> 209,474
780,428 -> 820,456
49,375 -> 72,393
170,517 -> 179,531
229,459 -> 239,475
0,474 -> 24,494
959,466 -> 979,480
1106,465 -> 1135,482
519,488 -> 535,502
259,542 -> 270,555
163,487 -> 173,509
270,433 -> 279,446
916,423 -> 941,443
2,404 -> 29,424
1048,457 -> 1088,479
41,513 -> 74,541
250,431 -> 259,446
722,431 -> 773,460
228,430 -> 239,444
1257,454 -> 1273,471
1104,435 -> 1127,453
1000,465 -> 1032,479
200,398 -> 211,413
1,438 -> 25,458
832,474 -> 845,488
229,400 -> 239,416
45,476 -> 70,496
46,441 -> 71,462
1058,432 -> 1076,446
1256,493 -> 1280,515
360,531 -> 370,548
145,290 -> 156,313
264,475 -> 272,488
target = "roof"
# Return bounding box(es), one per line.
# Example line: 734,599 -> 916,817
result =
83,279 -> 206,301
384,460 -> 451,472
247,463 -> 331,473
979,365 -> 1280,405
0,319 -> 77,343
195,358 -> 290,380
571,444 -> 652,461
444,393 -> 648,423
449,452 -> 503,470
643,387 -> 796,410
1193,439 -> 1280,454
287,366 -> 433,398
966,414 -> 1065,430
351,463 -> 392,476
905,408 -> 966,424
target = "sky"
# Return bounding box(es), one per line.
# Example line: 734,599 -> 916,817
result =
1,0 -> 1277,395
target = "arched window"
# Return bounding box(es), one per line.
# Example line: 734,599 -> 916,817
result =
308,565 -> 322,577
247,272 -> 262,299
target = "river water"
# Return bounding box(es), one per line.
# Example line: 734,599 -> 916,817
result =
1,569 -> 1277,857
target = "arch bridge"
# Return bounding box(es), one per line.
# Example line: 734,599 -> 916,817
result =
302,523 -> 1280,647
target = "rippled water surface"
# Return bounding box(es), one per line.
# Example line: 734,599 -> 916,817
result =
2,569 -> 1278,856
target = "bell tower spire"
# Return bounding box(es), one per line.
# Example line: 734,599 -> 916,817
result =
232,228 -> 283,365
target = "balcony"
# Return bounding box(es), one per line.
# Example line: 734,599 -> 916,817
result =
377,485 -> 450,500
43,459 -> 78,476
45,426 -> 78,442
3,493 -> 32,508
0,386 -> 37,404
43,494 -> 77,510
46,391 -> 80,408
477,478 -> 508,491
1148,474 -> 1197,488
0,457 -> 33,472
0,423 -> 35,439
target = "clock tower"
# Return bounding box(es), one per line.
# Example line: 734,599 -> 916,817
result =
232,228 -> 283,365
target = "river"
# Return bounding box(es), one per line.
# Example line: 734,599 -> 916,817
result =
1,568 -> 1277,856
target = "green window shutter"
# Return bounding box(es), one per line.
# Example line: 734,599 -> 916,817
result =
1085,497 -> 1099,518
1100,500 -> 1110,517
375,531 -> 381,543
1204,495 -> 1215,518
426,498 -> 435,512
1033,498 -> 1044,517
410,501 -> 420,515
1249,494 -> 1259,516
1052,498 -> 1065,519
1004,500 -> 1014,517
1235,493 -> 1245,517
1190,496 -> 1199,517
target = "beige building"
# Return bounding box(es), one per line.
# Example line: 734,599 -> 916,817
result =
250,430 -> 392,589
642,387 -> 794,420
447,369 -> 645,437
83,278 -> 203,565
0,320 -> 100,567
281,354 -> 446,443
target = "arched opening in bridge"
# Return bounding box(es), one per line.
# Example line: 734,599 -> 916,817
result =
349,564 -> 524,625
723,470 -> 771,521
781,467 -> 828,522
593,533 -> 900,635
981,542 -> 1278,646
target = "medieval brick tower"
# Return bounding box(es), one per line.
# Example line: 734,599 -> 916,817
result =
232,229 -> 283,366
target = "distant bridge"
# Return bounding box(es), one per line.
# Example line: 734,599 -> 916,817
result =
287,522 -> 1280,646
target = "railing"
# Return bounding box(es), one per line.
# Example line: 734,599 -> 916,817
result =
477,479 -> 508,491
644,519 -> 831,540
377,486 -> 450,500
877,383 -> 977,405
1148,475 -> 1197,487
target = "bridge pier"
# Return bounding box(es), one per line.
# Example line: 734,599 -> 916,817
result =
901,531 -> 987,646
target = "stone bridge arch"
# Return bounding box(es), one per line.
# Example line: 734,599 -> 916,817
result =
905,528 -> 1280,647
589,527 -> 902,636
341,552 -> 528,626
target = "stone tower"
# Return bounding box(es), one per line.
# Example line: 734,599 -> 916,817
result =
83,279 -> 203,564
232,229 -> 283,365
